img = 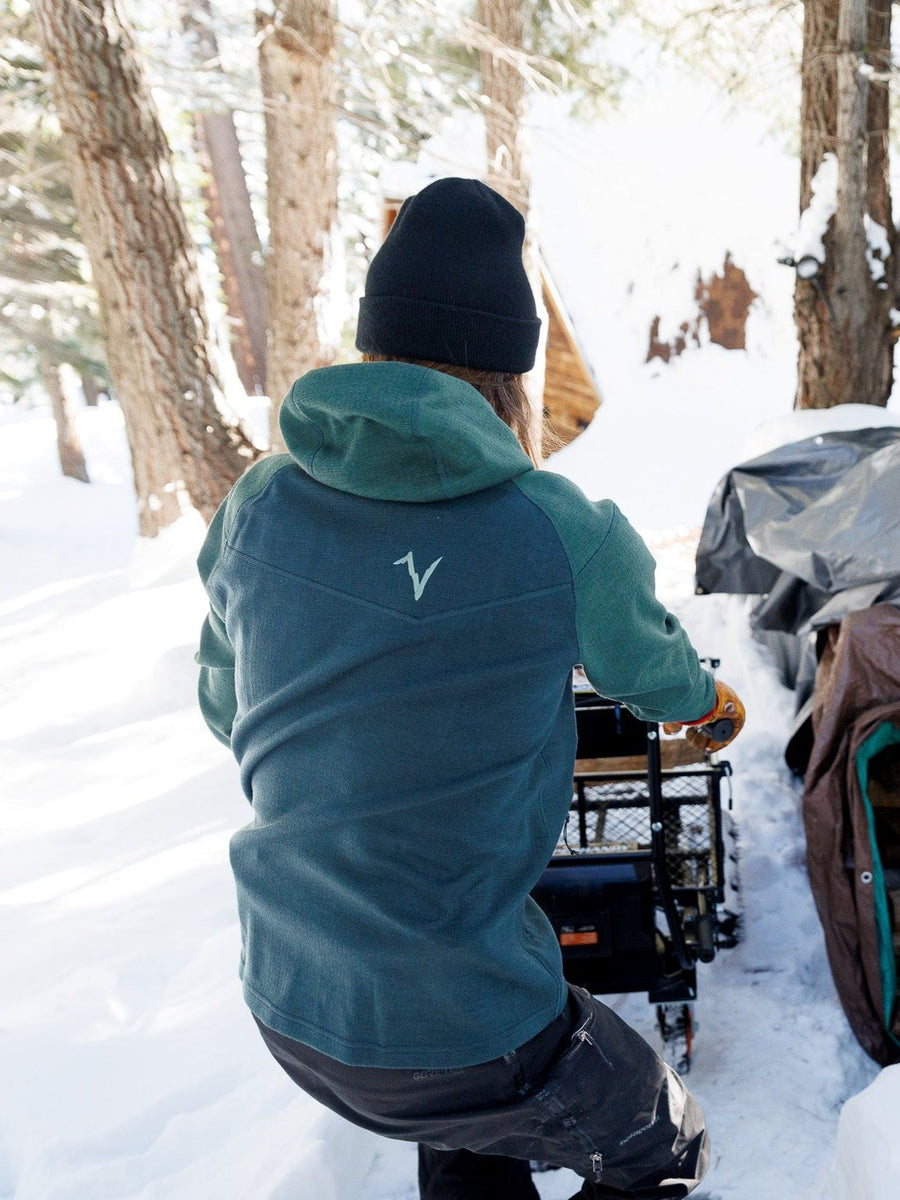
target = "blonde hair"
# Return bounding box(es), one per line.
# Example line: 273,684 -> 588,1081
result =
362,354 -> 546,467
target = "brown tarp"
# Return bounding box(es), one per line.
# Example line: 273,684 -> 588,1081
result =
803,604 -> 900,1066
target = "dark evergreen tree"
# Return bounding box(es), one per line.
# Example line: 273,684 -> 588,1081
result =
0,20 -> 105,480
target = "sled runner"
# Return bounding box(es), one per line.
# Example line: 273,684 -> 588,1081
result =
532,667 -> 739,1072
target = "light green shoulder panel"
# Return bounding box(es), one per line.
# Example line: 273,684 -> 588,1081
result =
512,470 -> 618,575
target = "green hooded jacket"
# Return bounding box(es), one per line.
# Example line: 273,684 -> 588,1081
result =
197,361 -> 714,1067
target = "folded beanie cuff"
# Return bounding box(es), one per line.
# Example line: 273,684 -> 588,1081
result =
356,295 -> 540,375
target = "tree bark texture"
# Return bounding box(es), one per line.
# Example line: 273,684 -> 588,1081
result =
32,0 -> 259,535
476,0 -> 528,216
795,0 -> 894,410
182,0 -> 268,396
865,0 -> 891,231
198,112 -> 269,396
258,0 -> 338,449
41,351 -> 90,483
80,374 -> 101,407
475,0 -> 550,455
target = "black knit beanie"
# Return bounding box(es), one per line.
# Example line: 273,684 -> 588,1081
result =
356,177 -> 541,374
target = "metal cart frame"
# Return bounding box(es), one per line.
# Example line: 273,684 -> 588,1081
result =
532,688 -> 736,1069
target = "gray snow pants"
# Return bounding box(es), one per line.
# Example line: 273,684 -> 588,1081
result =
255,985 -> 709,1199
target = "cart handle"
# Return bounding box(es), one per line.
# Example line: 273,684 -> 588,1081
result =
695,717 -> 735,744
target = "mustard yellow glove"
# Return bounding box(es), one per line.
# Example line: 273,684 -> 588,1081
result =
663,679 -> 745,752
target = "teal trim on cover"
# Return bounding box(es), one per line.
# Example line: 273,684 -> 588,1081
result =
856,721 -> 900,1049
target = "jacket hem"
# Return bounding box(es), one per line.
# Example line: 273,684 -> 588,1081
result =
242,977 -> 569,1070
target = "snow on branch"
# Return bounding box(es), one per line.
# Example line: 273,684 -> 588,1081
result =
864,213 -> 891,284
795,152 -> 837,269
794,153 -> 891,284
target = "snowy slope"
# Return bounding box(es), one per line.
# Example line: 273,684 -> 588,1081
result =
3,72 -> 900,1200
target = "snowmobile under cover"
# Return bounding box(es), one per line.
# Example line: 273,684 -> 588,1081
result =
693,428 -> 900,1064
693,426 -> 900,774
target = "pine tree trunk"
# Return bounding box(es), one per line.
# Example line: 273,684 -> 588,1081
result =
476,0 -> 528,215
32,0 -> 259,536
475,0 -> 547,456
865,1 -> 891,232
795,0 -> 893,410
181,1 -> 268,396
41,351 -> 90,483
258,0 -> 338,450
199,112 -> 268,395
80,374 -> 101,407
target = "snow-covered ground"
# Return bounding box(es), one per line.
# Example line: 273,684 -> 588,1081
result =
3,73 -> 900,1200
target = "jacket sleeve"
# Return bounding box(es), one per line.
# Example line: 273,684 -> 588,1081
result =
194,455 -> 294,748
195,501 -> 237,747
574,505 -> 715,723
513,471 -> 715,724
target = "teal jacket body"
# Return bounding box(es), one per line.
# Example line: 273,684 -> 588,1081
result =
197,362 -> 714,1068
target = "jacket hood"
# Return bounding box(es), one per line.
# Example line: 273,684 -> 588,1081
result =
279,362 -> 534,502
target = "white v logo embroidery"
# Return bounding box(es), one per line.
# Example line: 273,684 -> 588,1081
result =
393,551 -> 443,601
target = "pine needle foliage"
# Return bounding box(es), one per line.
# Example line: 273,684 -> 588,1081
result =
0,10 -> 107,398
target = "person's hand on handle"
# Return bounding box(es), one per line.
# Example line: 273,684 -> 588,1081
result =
663,679 -> 745,752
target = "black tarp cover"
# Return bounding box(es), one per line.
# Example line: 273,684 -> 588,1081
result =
695,426 -> 900,771
696,425 -> 900,630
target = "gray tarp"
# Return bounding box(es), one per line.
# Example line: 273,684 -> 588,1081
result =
694,426 -> 900,771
